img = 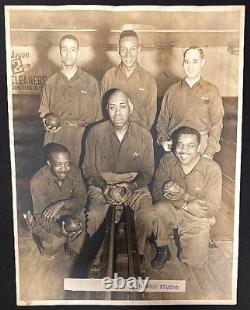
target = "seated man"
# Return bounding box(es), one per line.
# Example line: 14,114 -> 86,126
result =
82,88 -> 155,258
152,126 -> 222,269
28,143 -> 87,258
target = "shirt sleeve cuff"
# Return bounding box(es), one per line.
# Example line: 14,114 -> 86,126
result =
133,174 -> 147,189
89,175 -> 106,190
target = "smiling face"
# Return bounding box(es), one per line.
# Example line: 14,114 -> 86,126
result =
119,36 -> 140,69
183,48 -> 204,80
47,151 -> 71,181
107,90 -> 132,130
60,38 -> 79,67
174,133 -> 199,165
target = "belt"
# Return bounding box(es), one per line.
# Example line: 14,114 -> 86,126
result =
61,120 -> 87,128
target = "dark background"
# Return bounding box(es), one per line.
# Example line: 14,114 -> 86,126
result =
0,0 -> 250,309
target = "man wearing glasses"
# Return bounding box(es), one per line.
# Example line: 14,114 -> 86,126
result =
151,126 -> 222,269
156,47 -> 224,159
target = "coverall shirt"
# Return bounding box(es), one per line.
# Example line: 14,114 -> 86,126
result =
39,68 -> 102,165
30,164 -> 87,255
153,152 -> 222,268
101,64 -> 157,130
83,120 -> 155,255
156,79 -> 224,158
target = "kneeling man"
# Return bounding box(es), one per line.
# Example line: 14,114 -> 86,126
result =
29,143 -> 87,258
152,126 -> 222,269
83,88 -> 155,257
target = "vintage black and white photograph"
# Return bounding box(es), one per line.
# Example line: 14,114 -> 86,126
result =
5,5 -> 244,305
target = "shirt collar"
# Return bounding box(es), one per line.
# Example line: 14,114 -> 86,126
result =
115,63 -> 142,79
109,120 -> 136,141
58,67 -> 81,82
181,77 -> 203,89
175,154 -> 202,176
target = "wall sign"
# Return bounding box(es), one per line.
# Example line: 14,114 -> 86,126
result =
11,46 -> 47,95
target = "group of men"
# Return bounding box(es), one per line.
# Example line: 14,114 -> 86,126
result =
28,30 -> 224,270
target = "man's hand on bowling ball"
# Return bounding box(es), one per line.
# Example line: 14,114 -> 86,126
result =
46,124 -> 62,133
186,199 -> 208,218
103,185 -> 120,205
116,182 -> 136,205
103,183 -> 135,206
42,201 -> 64,223
163,181 -> 188,201
43,113 -> 62,133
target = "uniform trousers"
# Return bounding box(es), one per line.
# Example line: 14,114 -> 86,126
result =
155,201 -> 211,269
86,185 -> 156,256
31,211 -> 85,257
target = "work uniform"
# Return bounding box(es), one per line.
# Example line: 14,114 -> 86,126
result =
101,64 -> 157,130
153,152 -> 222,268
39,68 -> 102,165
83,120 -> 155,255
30,164 -> 87,256
156,79 -> 224,158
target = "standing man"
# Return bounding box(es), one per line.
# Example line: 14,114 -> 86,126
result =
29,143 -> 87,258
39,34 -> 102,165
101,30 -> 157,130
83,88 -> 156,258
157,46 -> 224,159
151,126 -> 222,269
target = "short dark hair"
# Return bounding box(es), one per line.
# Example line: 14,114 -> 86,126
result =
102,88 -> 131,118
119,30 -> 139,43
59,34 -> 79,49
183,46 -> 204,60
171,126 -> 201,150
106,88 -> 130,106
44,143 -> 70,162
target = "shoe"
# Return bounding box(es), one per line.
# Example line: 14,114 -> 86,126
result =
139,255 -> 150,277
151,245 -> 171,270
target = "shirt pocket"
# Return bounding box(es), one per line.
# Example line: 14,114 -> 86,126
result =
77,91 -> 96,118
98,151 -> 114,171
125,150 -> 142,170
136,86 -> 148,101
79,90 -> 93,105
195,93 -> 211,124
186,171 -> 205,199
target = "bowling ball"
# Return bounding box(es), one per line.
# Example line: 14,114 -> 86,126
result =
45,113 -> 61,128
107,185 -> 127,204
162,181 -> 181,193
59,214 -> 84,241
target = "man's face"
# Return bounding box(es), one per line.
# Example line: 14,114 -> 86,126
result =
47,152 -> 71,181
119,36 -> 140,68
183,49 -> 204,80
175,133 -> 199,165
108,91 -> 131,129
60,38 -> 79,67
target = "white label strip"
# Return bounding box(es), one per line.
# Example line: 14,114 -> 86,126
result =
64,278 -> 186,293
